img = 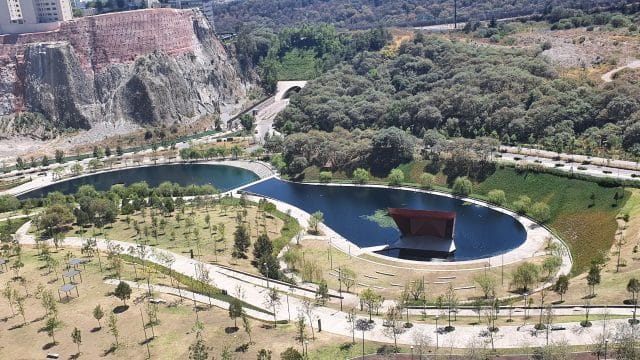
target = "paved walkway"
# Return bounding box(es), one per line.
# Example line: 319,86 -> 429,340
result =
14,220 -> 631,349
601,59 -> 640,82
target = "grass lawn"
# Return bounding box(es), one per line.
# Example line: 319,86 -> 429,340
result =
474,167 -> 628,273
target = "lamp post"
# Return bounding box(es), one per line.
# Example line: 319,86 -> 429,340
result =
435,315 -> 439,352
304,340 -> 309,357
604,339 -> 609,360
338,266 -> 343,311
411,345 -> 414,360
263,262 -> 269,288
523,292 -> 529,324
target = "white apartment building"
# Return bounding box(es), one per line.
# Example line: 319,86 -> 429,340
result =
1,0 -> 73,34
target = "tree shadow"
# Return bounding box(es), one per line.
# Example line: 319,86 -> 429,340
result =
224,326 -> 239,334
113,305 -> 129,314
91,326 -> 102,333
69,353 -> 80,360
42,341 -> 57,350
103,345 -> 117,356
8,323 -> 25,330
139,337 -> 154,345
235,343 -> 249,353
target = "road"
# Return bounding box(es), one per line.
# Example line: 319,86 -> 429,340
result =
500,146 -> 640,181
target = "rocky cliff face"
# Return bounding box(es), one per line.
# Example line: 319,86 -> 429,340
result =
0,9 -> 252,138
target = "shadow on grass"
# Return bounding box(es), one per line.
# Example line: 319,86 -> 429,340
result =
224,326 -> 239,334
103,345 -> 117,356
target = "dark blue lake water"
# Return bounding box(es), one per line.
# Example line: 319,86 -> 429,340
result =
245,179 -> 527,261
20,164 -> 259,198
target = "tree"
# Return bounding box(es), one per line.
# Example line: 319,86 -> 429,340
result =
93,304 -> 104,328
189,321 -> 209,360
383,305 -> 404,350
339,267 -> 356,293
360,288 -> 382,321
228,298 -> 244,328
41,155 -> 50,167
587,263 -> 601,297
233,225 -> 251,259
240,113 -> 256,134
280,347 -> 303,360
316,279 -> 329,305
257,349 -> 272,360
71,327 -> 82,354
487,189 -> 506,205
452,176 -> 472,196
45,317 -> 61,343
55,149 -> 64,164
108,313 -> 119,347
242,313 -> 252,344
388,168 -> 404,186
473,272 -> 497,299
35,203 -> 74,237
628,278 -> 640,322
114,281 -> 132,305
253,233 -> 273,260
370,127 -> 415,175
352,168 -> 370,184
15,293 -> 26,325
308,211 -> 324,234
553,275 -> 569,302
542,256 -> 562,279
318,171 -> 332,183
264,288 -> 281,328
511,262 -> 540,293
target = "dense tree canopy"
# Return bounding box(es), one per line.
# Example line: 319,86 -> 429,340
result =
275,35 -> 640,155
211,0 -> 628,32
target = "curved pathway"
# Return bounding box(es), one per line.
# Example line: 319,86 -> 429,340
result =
13,221 -> 631,349
601,59 -> 640,82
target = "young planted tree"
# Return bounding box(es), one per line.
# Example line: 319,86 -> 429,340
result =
586,264 -> 601,297
108,313 -> 119,347
242,313 -> 252,344
45,317 -> 61,344
445,284 -> 458,331
232,225 -> 250,260
383,305 -> 404,350
114,281 -> 132,306
308,211 -> 324,234
511,262 -> 540,293
360,288 -> 383,322
3,283 -> 15,316
93,304 -> 104,328
71,327 -> 82,354
553,275 -> 569,302
315,279 -> 329,305
228,298 -> 244,328
339,267 -> 356,293
15,292 -> 26,325
264,288 -> 281,328
473,272 -> 497,299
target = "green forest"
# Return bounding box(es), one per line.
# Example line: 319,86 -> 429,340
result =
272,34 -> 640,162
211,0 -> 632,32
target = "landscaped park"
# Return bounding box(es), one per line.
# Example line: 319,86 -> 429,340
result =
0,150 -> 639,359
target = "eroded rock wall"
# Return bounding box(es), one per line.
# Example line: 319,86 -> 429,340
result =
0,8 -> 251,137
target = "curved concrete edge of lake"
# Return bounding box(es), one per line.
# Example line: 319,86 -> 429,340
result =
241,180 -> 573,276
5,159 -> 277,196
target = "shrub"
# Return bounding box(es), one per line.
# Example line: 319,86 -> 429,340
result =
452,177 -> 472,197
512,195 -> 532,214
420,173 -> 435,189
541,41 -> 552,50
353,168 -> 370,184
531,202 -> 551,223
487,189 -> 506,205
388,168 -> 404,186
318,171 -> 332,183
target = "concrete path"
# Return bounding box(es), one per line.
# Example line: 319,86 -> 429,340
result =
14,220 -> 633,349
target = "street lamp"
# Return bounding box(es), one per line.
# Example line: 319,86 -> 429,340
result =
523,292 -> 529,324
410,345 -> 414,360
604,339 -> 609,360
434,315 -> 439,351
304,339 -> 309,357
263,262 -> 269,288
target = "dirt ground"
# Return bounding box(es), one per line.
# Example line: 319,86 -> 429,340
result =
0,246 -> 364,360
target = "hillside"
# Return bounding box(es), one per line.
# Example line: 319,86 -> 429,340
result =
210,0 -> 631,32
0,9 -> 253,145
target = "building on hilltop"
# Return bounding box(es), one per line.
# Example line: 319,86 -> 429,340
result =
1,0 -> 73,34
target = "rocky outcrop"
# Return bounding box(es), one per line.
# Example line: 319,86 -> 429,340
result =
0,9 -> 252,138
